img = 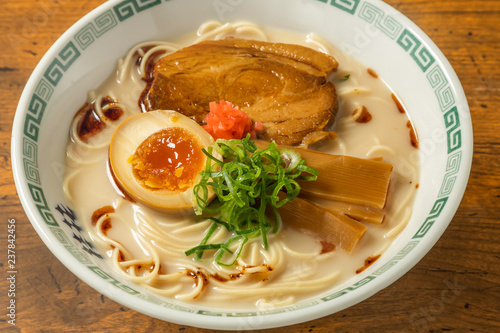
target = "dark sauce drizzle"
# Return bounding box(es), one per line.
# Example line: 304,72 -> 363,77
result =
355,254 -> 381,274
75,96 -> 123,142
391,93 -> 420,148
136,47 -> 169,113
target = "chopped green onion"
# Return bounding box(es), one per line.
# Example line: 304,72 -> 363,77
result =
341,74 -> 351,81
187,134 -> 318,265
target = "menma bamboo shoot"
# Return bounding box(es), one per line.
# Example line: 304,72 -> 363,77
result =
278,196 -> 367,253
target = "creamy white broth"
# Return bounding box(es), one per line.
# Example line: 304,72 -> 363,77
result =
63,21 -> 419,310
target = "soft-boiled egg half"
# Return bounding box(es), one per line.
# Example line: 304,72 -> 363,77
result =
109,110 -> 217,212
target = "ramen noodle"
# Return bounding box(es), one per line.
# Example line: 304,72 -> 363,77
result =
63,21 -> 419,310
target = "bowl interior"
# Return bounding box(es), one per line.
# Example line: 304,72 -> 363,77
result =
11,0 -> 472,330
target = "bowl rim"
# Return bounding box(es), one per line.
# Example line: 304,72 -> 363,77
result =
11,0 -> 473,329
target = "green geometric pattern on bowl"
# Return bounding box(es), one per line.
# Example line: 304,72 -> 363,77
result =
20,0 -> 464,316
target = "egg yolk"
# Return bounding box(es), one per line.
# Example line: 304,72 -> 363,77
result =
129,127 -> 205,192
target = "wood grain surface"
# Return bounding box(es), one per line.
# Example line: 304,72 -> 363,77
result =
0,0 -> 499,332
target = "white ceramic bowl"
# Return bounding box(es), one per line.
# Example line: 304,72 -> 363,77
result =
11,0 -> 472,330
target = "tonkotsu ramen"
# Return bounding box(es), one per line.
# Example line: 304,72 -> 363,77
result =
63,21 -> 419,310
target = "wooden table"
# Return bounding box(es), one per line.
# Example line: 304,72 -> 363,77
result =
1,0 -> 498,332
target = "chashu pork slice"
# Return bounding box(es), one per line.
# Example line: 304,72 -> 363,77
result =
140,38 -> 338,145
